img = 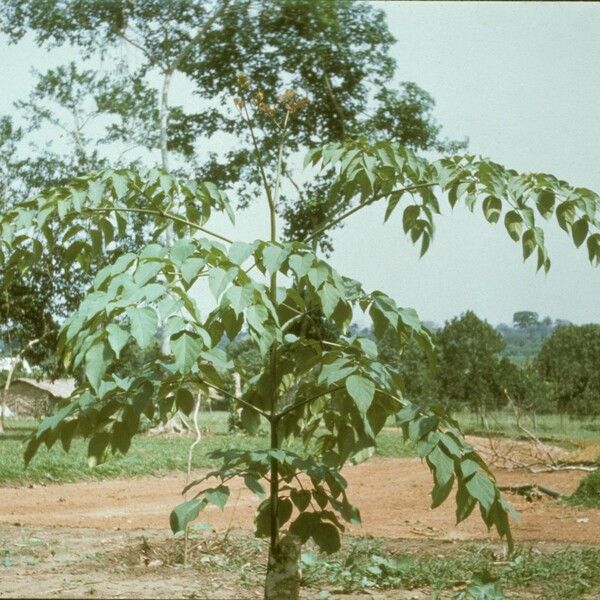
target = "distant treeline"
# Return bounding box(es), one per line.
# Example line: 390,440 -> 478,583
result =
376,311 -> 600,417
225,310 -> 600,418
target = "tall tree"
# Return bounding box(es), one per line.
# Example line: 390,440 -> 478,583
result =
436,311 -> 507,417
0,0 -> 463,250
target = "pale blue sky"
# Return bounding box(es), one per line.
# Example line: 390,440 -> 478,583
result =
1,1 -> 598,326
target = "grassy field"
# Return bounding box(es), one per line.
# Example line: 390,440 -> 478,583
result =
2,407 -> 597,487
0,412 -> 415,486
450,409 -> 600,443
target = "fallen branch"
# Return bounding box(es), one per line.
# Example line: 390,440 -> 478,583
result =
504,389 -> 558,468
498,484 -> 562,499
529,464 -> 598,474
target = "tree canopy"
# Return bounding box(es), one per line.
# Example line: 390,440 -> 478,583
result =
535,324 -> 600,416
0,0 -> 463,250
0,0 -> 465,369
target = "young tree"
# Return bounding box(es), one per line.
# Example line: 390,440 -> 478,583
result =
2,88 -> 599,597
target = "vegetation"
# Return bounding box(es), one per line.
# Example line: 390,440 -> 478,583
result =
298,537 -> 600,599
1,3 -> 599,599
567,470 -> 600,509
0,416 -> 415,486
0,0 -> 461,378
451,409 -> 600,443
535,324 -> 600,416
498,312 -> 559,365
2,135 -> 598,598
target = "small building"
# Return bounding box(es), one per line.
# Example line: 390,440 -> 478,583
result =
4,378 -> 76,419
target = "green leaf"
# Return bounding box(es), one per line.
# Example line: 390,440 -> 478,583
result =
176,388 -> 195,414
170,239 -> 196,266
225,285 -> 253,316
170,499 -> 204,533
85,342 -> 111,391
205,486 -> 230,510
428,446 -> 455,486
504,211 -> 523,242
465,472 -> 497,512
87,432 -> 111,468
241,406 -> 261,434
244,475 -> 265,498
318,282 -> 341,318
112,421 -> 131,454
277,498 -> 294,527
289,511 -> 316,543
229,241 -> 256,265
345,375 -> 375,416
181,257 -> 206,283
106,324 -> 129,358
133,260 -> 164,286
88,180 -> 105,203
456,483 -> 477,523
521,228 -> 537,260
572,218 -> 589,248
209,267 -> 236,299
126,306 -> 158,349
536,189 -> 555,219
262,245 -> 288,274
111,172 -> 129,199
254,499 -> 272,538
482,196 -> 501,224
171,331 -> 203,373
291,489 -> 311,511
431,475 -> 455,509
312,521 -> 341,554
556,200 -> 576,232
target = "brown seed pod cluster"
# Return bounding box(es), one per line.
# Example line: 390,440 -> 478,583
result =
235,72 -> 250,90
278,89 -> 309,114
250,91 -> 276,116
233,74 -> 310,116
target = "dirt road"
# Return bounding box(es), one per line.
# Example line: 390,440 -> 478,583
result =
1,455 -> 597,544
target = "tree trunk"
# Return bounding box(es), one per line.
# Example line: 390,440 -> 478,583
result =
264,534 -> 302,600
0,338 -> 41,433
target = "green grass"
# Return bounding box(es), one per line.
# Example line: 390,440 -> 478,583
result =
0,413 -> 416,486
299,537 -> 600,599
449,409 -> 600,444
567,470 -> 600,509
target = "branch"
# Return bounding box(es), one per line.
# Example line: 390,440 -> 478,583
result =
305,182 -> 437,244
197,377 -> 270,421
85,207 -> 233,244
118,31 -> 156,63
274,385 -> 345,422
159,0 -> 231,170
241,103 -> 276,219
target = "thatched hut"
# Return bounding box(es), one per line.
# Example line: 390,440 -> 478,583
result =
4,378 -> 75,419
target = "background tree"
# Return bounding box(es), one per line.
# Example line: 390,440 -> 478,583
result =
535,324 -> 600,416
0,0 -> 464,252
435,311 -> 507,420
513,310 -> 539,330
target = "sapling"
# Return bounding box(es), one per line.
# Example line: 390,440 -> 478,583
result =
2,83 -> 599,599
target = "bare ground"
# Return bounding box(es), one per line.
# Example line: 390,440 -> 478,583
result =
0,436 -> 598,598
